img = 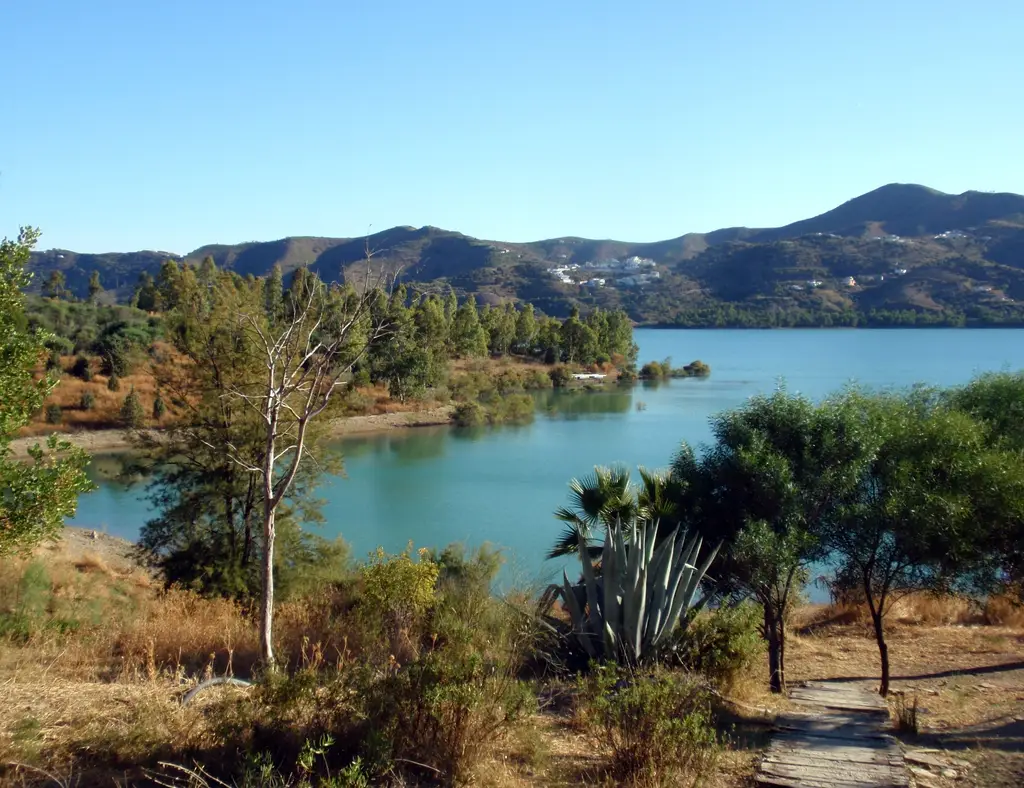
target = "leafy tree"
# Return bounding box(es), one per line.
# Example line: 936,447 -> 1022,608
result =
132,272 -> 159,311
451,295 -> 488,357
43,270 -> 67,300
513,303 -> 537,354
369,286 -> 431,401
944,371 -> 1024,590
87,270 -> 103,303
107,373 -> 121,392
824,390 -> 1024,695
264,263 -> 284,321
673,390 -> 873,692
560,306 -> 599,364
119,387 -> 146,428
0,228 -> 92,556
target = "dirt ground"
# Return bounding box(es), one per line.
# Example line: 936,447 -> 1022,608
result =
788,609 -> 1024,788
8,406 -> 455,459
1,533 -> 1021,787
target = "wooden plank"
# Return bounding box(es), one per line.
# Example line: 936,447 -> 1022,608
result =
755,681 -> 907,788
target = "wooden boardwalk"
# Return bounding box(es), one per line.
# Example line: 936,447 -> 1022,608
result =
755,681 -> 908,788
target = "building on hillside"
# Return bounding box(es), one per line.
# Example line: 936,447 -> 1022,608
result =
843,276 -> 858,287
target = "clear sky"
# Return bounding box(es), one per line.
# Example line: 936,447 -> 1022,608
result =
2,0 -> 1022,253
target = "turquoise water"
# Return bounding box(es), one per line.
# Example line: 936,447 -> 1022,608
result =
69,329 -> 1024,587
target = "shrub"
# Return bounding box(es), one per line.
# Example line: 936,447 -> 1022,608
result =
364,646 -> 535,783
45,403 -> 63,424
71,355 -> 92,381
79,391 -> 96,411
107,373 -> 121,392
453,401 -> 486,427
119,387 -> 145,428
360,544 -> 439,664
640,360 -> 667,379
579,665 -> 718,787
45,350 -> 63,374
153,396 -> 166,421
548,365 -> 573,388
674,603 -> 764,694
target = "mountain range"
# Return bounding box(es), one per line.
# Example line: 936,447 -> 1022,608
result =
27,184 -> 1024,325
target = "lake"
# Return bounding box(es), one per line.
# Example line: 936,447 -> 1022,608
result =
70,328 -> 1024,588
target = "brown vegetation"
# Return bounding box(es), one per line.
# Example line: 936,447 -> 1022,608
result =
0,535 -> 1020,787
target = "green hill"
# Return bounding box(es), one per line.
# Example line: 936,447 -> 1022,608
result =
26,184 -> 1024,326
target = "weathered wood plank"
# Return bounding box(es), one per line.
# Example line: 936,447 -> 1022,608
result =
755,682 -> 908,787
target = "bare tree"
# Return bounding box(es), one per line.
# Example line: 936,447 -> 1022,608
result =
224,265 -> 394,666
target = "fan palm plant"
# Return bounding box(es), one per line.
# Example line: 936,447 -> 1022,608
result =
549,465 -> 681,558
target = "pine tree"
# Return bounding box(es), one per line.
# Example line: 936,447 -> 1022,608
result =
87,270 -> 103,303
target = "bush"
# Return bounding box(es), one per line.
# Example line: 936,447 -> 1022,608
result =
107,373 -> 121,392
674,603 -> 764,694
119,388 -> 145,428
153,396 -> 166,421
79,391 -> 96,411
453,401 -> 486,427
579,665 -> 718,787
364,645 -> 535,783
45,350 -> 63,374
45,404 -> 63,424
548,365 -> 573,388
71,355 -> 92,381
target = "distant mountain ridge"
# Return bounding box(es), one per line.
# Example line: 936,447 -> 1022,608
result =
27,184 -> 1024,325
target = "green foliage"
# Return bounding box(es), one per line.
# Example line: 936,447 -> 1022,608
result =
79,391 -> 95,411
44,404 -> 63,425
119,387 -> 145,428
152,395 -> 166,421
640,357 -> 711,379
579,664 -> 718,787
106,373 -> 121,391
0,228 -> 92,556
87,270 -> 103,303
674,603 -> 764,691
553,518 -> 719,665
71,355 -> 92,381
359,544 -> 439,660
548,365 -> 573,387
452,401 -> 486,427
45,349 -> 63,373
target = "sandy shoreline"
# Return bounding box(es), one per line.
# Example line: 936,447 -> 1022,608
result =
8,405 -> 455,459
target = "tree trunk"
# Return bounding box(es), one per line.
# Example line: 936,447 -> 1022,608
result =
871,610 -> 890,696
764,605 -> 785,693
260,504 -> 276,668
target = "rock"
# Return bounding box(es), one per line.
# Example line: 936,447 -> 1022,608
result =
906,751 -> 947,769
908,766 -> 939,787
941,768 -> 958,778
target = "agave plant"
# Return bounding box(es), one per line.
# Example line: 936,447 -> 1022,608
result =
554,517 -> 719,664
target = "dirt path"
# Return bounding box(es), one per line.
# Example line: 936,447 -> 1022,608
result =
755,681 -> 908,787
7,406 -> 455,458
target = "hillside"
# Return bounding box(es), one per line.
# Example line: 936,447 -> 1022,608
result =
27,184 -> 1024,326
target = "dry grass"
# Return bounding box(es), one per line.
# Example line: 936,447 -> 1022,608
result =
2,537 -> 1021,787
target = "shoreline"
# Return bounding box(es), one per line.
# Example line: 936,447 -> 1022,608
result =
8,405 -> 456,459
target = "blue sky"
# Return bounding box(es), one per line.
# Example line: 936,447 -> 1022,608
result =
2,0 -> 1022,253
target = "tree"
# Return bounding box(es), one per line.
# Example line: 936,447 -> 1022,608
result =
132,272 -> 159,311
560,306 -> 599,364
673,390 -> 873,693
43,270 -> 67,300
87,270 -> 103,303
0,228 -> 92,556
824,390 -> 1024,695
451,295 -> 488,357
137,267 -> 351,604
119,387 -> 145,428
221,265 -> 392,666
513,303 -> 537,355
944,372 -> 1024,591
264,264 -> 284,321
